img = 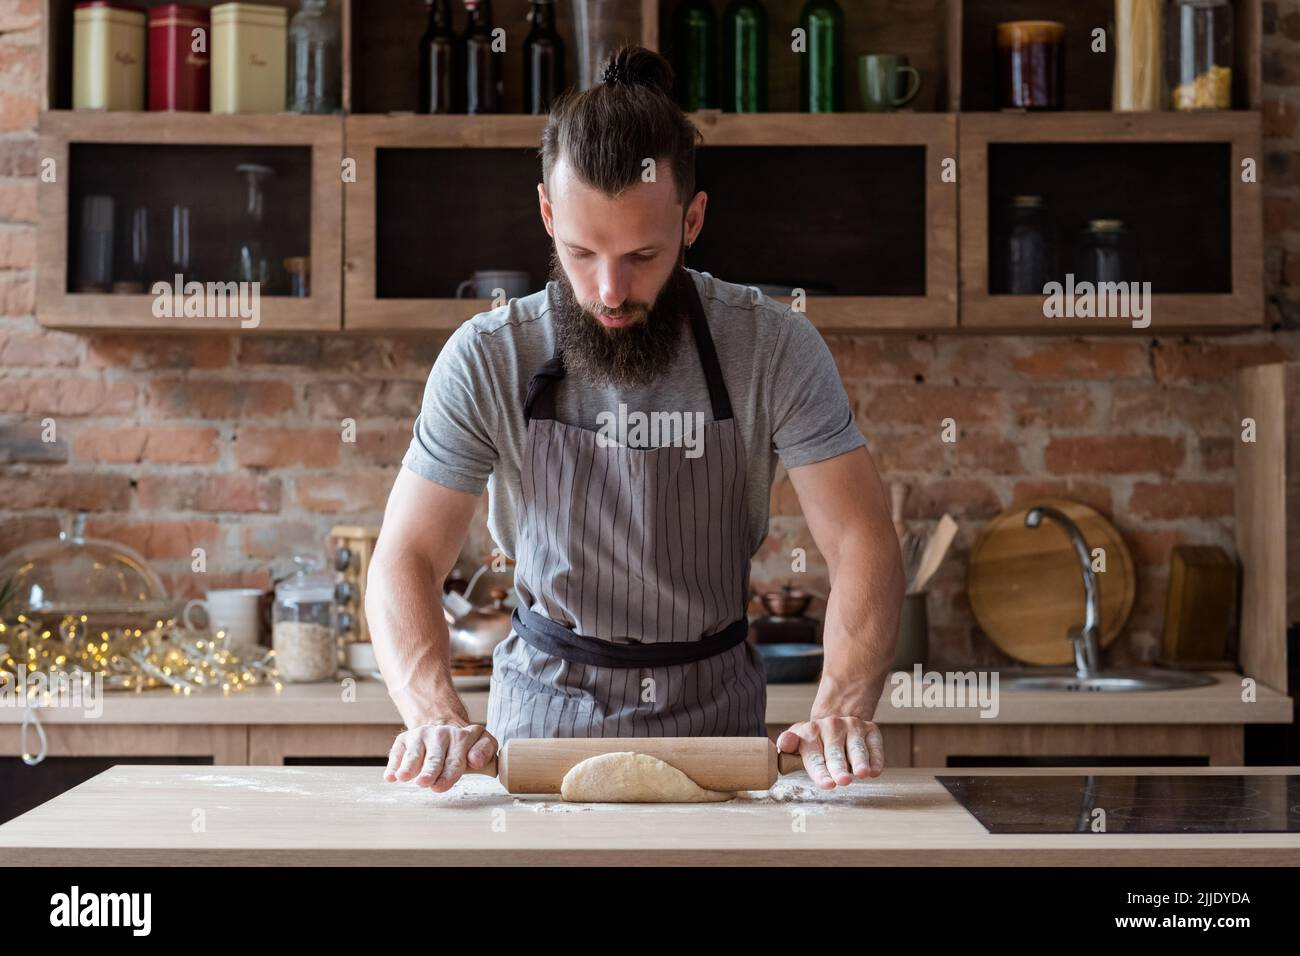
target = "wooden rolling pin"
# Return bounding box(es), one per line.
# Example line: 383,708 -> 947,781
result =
465,737 -> 805,794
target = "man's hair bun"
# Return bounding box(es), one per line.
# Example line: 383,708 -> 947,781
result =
600,45 -> 674,97
541,44 -> 700,206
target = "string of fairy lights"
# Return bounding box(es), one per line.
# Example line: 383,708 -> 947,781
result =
0,613 -> 281,695
0,612 -> 283,765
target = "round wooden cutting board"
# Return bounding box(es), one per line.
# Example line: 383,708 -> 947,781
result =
966,498 -> 1135,665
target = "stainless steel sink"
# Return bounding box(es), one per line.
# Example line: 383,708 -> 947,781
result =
1008,506 -> 1219,694
998,667 -> 1217,692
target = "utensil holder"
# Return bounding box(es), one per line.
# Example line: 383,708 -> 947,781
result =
892,592 -> 928,670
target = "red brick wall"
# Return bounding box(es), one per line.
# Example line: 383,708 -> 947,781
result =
2,0 -> 1299,668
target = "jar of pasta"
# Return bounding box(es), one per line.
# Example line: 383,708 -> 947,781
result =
1166,0 -> 1233,110
1113,0 -> 1164,111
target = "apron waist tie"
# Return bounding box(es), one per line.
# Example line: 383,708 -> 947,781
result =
511,604 -> 749,668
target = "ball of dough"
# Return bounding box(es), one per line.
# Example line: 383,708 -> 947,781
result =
559,751 -> 736,803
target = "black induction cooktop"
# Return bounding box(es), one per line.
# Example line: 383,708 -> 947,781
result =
937,774 -> 1300,834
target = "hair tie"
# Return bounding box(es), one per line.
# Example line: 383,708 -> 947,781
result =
601,60 -> 627,86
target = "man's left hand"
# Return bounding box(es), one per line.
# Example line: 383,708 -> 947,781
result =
777,717 -> 884,788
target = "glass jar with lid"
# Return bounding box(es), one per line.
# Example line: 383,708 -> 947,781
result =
1166,0 -> 1233,110
288,0 -> 340,114
1113,0 -> 1165,111
272,555 -> 338,682
997,20 -> 1065,110
1003,194 -> 1056,294
1075,219 -> 1128,285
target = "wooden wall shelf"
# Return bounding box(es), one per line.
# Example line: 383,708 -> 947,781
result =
343,114 -> 538,331
959,111 -> 1263,332
42,1 -> 347,110
659,0 -> 959,113
343,111 -> 958,333
31,1 -> 1265,335
37,110 -> 343,331
955,0 -> 1261,112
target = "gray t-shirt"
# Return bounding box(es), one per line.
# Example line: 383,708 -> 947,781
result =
402,267 -> 866,559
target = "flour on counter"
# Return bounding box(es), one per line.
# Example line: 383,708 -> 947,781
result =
508,774 -> 885,813
104,766 -> 885,812
187,774 -> 316,795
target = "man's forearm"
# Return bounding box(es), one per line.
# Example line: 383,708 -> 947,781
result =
366,552 -> 467,728
812,540 -> 905,722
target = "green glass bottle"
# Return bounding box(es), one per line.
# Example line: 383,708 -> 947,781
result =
673,0 -> 718,111
799,0 -> 843,113
723,0 -> 767,112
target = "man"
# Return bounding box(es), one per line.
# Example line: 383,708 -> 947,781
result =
369,46 -> 904,795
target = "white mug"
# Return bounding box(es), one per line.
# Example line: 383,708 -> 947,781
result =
455,269 -> 531,300
183,588 -> 264,651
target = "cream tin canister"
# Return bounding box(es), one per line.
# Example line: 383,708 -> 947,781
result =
211,2 -> 287,113
72,1 -> 146,111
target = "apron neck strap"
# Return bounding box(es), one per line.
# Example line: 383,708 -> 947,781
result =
523,351 -> 565,423
683,270 -> 734,422
526,269 -> 734,424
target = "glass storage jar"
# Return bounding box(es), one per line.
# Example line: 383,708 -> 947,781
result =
1075,219 -> 1128,285
272,555 -> 338,682
997,20 -> 1065,110
1003,194 -> 1056,294
287,0 -> 340,114
1166,0 -> 1233,110
1113,0 -> 1165,110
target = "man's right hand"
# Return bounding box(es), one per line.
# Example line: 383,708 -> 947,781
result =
384,720 -> 499,793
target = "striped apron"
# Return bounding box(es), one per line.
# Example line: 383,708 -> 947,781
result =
486,270 -> 768,743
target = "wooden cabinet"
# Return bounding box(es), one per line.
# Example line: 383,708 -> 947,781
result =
344,111 -> 958,332
1236,362 -> 1300,696
31,0 -> 1266,334
37,111 -> 343,331
959,111 -> 1263,331
343,114 -> 547,332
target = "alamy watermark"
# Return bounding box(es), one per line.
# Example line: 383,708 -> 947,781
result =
1042,273 -> 1152,329
0,669 -> 104,719
151,275 -> 260,329
890,664 -> 1000,719
49,885 -> 151,935
596,402 -> 705,458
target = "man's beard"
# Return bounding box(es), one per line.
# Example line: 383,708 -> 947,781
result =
547,247 -> 689,389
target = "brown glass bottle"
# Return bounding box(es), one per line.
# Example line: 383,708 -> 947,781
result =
464,0 -> 501,114
524,0 -> 565,114
419,0 -> 461,113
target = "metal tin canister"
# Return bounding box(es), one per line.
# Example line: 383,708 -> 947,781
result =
148,4 -> 210,111
72,1 -> 146,111
210,2 -> 287,113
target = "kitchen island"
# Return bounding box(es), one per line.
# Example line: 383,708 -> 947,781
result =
1,765 -> 1296,866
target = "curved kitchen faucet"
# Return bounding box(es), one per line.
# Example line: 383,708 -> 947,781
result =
1024,506 -> 1103,678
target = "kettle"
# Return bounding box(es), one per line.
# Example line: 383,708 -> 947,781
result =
443,586 -> 512,659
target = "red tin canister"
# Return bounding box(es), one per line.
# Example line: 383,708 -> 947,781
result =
148,4 -> 210,111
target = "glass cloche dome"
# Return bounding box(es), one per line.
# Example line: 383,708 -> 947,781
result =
0,512 -> 174,625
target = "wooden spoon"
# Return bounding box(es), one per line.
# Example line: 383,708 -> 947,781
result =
909,514 -> 958,594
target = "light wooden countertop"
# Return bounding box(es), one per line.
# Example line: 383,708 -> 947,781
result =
1,764 -> 1296,866
0,670 -> 1288,725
